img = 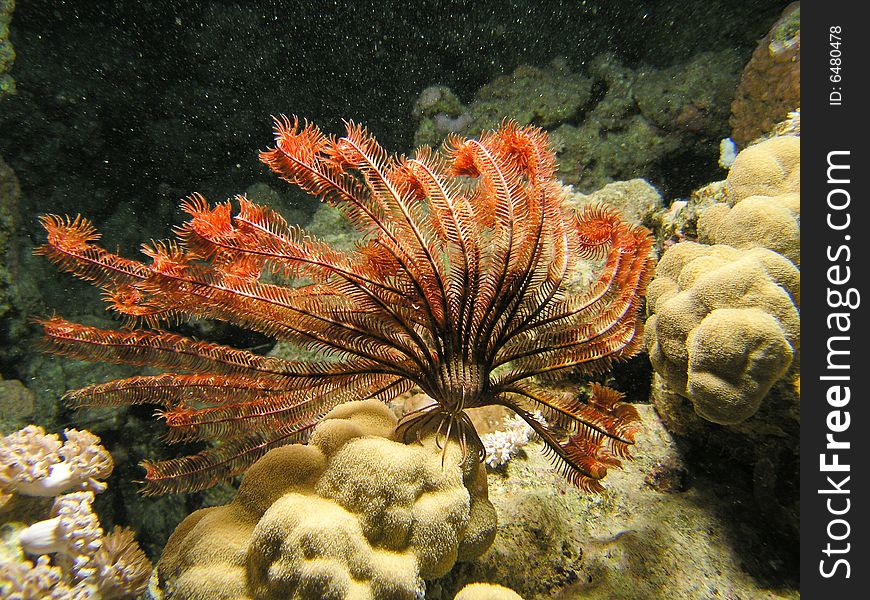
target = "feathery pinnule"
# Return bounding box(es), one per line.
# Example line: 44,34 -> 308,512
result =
37,118 -> 654,494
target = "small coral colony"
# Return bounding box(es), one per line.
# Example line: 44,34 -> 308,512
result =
35,118 -> 654,494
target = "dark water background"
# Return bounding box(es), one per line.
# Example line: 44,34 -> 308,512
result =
1,0 -> 783,232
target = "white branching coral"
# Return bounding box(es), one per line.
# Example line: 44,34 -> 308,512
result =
56,429 -> 114,494
0,426 -> 151,599
11,491 -> 151,598
0,426 -> 113,500
481,413 -> 544,468
18,491 -> 104,580
0,555 -> 68,599
0,425 -> 62,504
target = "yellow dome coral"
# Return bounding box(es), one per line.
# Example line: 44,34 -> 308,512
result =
644,243 -> 799,425
725,136 -> 799,204
698,192 -> 799,266
454,582 -> 524,600
156,399 -> 497,600
701,135 -> 800,267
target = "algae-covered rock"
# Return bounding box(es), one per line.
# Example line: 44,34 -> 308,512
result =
551,116 -> 680,193
0,155 -> 18,323
413,85 -> 466,121
0,0 -> 15,98
412,61 -> 593,149
635,50 -> 743,139
0,377 -> 34,434
156,400 -> 496,600
730,3 -> 800,147
411,50 -> 742,195
469,61 -> 593,131
437,404 -> 797,600
412,85 -> 472,148
564,178 -> 664,230
244,181 -> 318,226
0,156 -> 35,367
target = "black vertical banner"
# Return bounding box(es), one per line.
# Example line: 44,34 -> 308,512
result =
802,2 -> 869,597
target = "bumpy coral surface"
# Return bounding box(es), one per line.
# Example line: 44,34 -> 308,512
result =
701,133 -> 801,262
725,135 -> 799,204
658,119 -> 800,250
646,131 -> 801,426
157,399 -> 496,600
453,582 -> 524,600
644,243 -> 799,425
699,191 -> 799,266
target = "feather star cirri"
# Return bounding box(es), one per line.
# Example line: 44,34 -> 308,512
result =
36,118 -> 654,495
